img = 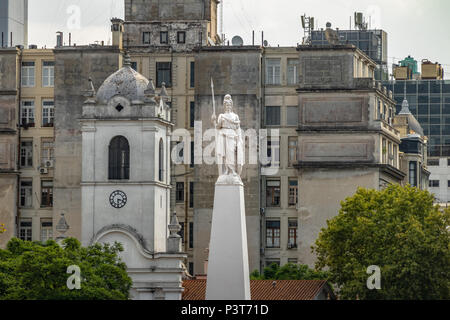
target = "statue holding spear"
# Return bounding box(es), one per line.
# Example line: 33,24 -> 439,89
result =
210,78 -> 244,179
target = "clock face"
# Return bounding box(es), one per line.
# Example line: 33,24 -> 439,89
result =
109,190 -> 127,209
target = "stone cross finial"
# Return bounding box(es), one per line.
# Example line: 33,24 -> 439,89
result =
167,212 -> 182,253
56,213 -> 70,243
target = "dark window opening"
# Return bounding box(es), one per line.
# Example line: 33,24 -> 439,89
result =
159,139 -> 164,182
160,31 -> 168,44
108,136 -> 130,180
156,62 -> 172,87
176,182 -> 184,202
143,32 -> 151,44
177,31 -> 186,44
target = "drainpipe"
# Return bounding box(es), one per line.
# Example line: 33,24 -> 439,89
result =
16,47 -> 23,236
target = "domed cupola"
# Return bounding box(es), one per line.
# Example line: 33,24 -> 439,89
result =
95,53 -> 149,104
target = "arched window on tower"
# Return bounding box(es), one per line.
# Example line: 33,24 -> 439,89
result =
159,139 -> 164,182
109,136 -> 130,180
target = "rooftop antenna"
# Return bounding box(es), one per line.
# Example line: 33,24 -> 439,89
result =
220,0 -> 224,40
354,12 -> 368,30
301,14 -> 315,45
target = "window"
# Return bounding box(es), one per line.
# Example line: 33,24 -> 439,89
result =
427,159 -> 439,166
382,139 -> 387,163
288,219 -> 298,248
160,31 -> 168,44
40,220 -> 53,242
188,262 -> 194,276
409,161 -> 417,187
448,180 -> 450,188
41,180 -> 53,207
19,220 -> 32,241
190,141 -> 194,168
288,137 -> 298,167
20,180 -> 32,208
266,180 -> 281,207
429,180 -> 439,188
267,138 -> 280,165
287,59 -> 298,85
20,141 -> 33,167
176,182 -> 184,202
189,222 -> 194,248
393,145 -> 398,168
21,100 -> 35,126
41,139 -> 54,165
21,61 -> 35,87
42,100 -> 54,127
143,32 -> 151,44
448,158 -> 450,166
286,106 -> 298,126
388,142 -> 393,166
108,136 -> 130,180
159,139 -> 164,181
156,62 -> 171,87
265,58 -> 281,85
190,61 -> 195,88
177,31 -> 186,44
288,179 -> 298,207
266,220 -> 280,248
189,182 -> 194,208
131,62 -> 137,71
42,61 -> 54,87
190,101 -> 195,128
265,106 -> 280,126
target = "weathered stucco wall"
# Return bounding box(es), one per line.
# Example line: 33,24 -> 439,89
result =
53,47 -> 120,240
193,46 -> 262,274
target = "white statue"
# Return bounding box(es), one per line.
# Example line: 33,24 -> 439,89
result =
211,94 -> 244,180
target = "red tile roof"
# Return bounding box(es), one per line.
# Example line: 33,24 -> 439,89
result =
182,279 -> 335,300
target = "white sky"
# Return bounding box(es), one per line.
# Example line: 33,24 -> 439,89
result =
28,0 -> 450,78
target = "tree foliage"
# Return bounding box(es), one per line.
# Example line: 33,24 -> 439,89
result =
251,263 -> 329,281
313,185 -> 450,300
0,238 -> 132,300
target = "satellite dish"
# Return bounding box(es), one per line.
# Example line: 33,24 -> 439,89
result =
231,35 -> 244,46
263,40 -> 268,47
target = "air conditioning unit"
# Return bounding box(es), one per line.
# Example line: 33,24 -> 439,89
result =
39,167 -> 48,175
44,160 -> 54,168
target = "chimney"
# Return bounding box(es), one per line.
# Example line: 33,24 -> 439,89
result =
56,31 -> 63,47
111,18 -> 124,49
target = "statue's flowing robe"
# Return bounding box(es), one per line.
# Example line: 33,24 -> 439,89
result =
216,112 -> 244,168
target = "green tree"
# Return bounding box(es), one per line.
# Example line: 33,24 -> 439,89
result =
251,263 -> 329,280
313,185 -> 450,300
0,238 -> 132,300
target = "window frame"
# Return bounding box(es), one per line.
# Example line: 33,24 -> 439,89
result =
20,140 -> 33,168
19,220 -> 32,241
287,58 -> 299,85
108,136 -> 130,180
288,137 -> 298,167
40,220 -> 53,242
288,178 -> 298,207
176,182 -> 184,202
265,106 -> 281,126
266,179 -> 281,207
21,61 -> 35,87
41,180 -> 53,208
156,62 -> 172,88
42,61 -> 54,87
266,220 -> 281,248
20,180 -> 33,208
160,31 -> 168,44
288,219 -> 298,248
265,58 -> 281,85
42,100 -> 54,127
142,31 -> 151,44
177,31 -> 186,44
21,100 -> 35,127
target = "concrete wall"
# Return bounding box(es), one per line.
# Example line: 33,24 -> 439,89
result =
0,48 -> 18,247
53,47 -> 121,240
193,46 -> 262,274
125,0 -> 214,22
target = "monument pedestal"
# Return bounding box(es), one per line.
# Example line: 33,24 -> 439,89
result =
206,178 -> 250,300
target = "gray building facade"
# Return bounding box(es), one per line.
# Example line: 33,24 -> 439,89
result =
0,0 -> 28,47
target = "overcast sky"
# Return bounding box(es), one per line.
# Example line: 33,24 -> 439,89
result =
29,0 -> 450,78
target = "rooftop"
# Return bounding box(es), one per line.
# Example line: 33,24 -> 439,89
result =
182,280 -> 336,300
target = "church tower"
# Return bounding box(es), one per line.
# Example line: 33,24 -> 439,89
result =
80,53 -> 185,300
